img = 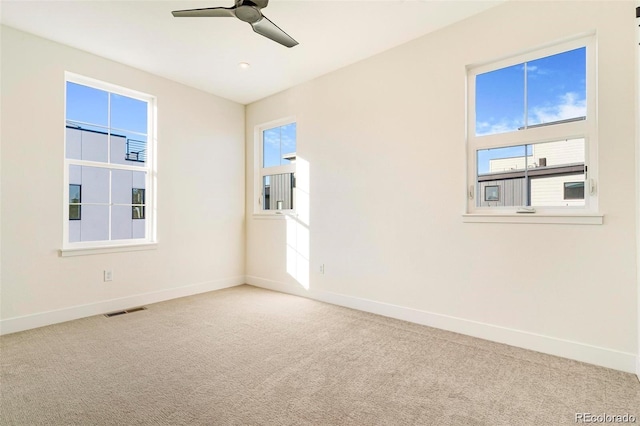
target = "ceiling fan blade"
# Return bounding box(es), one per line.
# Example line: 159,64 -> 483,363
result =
250,15 -> 298,48
172,7 -> 236,18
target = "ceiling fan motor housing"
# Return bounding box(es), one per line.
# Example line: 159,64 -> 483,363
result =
235,5 -> 262,23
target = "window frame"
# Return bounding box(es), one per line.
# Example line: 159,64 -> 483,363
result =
465,35 -> 599,222
254,116 -> 297,216
62,72 -> 157,251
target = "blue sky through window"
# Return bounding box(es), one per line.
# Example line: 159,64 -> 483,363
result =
476,47 -> 586,136
66,82 -> 147,135
263,123 -> 296,168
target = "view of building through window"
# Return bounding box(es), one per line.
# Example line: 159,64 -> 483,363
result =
476,139 -> 585,207
65,78 -> 151,243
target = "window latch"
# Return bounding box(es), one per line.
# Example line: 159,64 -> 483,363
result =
468,185 -> 474,200
589,178 -> 597,195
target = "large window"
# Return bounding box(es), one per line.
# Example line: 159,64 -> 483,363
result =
467,36 -> 597,216
64,73 -> 155,248
256,119 -> 297,213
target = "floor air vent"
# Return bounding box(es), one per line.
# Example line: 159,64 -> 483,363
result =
104,306 -> 147,318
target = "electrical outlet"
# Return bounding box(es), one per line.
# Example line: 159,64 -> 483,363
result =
319,264 -> 325,274
103,270 -> 113,282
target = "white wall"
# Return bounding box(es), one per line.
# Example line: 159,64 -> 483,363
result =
1,26 -> 246,331
245,1 -> 638,372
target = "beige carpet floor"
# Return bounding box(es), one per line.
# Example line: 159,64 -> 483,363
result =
1,285 -> 638,425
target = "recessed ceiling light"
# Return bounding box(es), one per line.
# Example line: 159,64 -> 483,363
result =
238,62 -> 251,69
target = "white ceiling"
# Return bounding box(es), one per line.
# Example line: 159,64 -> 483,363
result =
0,0 -> 504,105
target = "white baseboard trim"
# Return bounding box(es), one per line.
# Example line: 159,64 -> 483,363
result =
0,276 -> 245,336
246,275 -> 638,374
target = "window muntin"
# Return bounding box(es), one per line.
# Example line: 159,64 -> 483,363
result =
64,74 -> 154,247
467,36 -> 596,215
257,119 -> 297,213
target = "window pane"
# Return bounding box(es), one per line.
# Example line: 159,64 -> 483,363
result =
477,139 -> 585,208
263,123 -> 297,167
527,47 -> 586,127
263,173 -> 294,210
263,128 -> 282,168
110,93 -> 147,134
66,82 -> 108,127
477,145 -> 529,207
475,64 -> 524,136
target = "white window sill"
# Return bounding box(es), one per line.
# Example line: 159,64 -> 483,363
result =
462,213 -> 603,225
60,242 -> 158,257
252,212 -> 296,220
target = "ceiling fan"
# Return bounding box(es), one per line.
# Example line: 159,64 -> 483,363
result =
172,0 -> 298,48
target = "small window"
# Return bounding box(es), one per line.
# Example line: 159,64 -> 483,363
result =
256,119 -> 297,213
484,186 -> 499,202
132,188 -> 145,219
564,182 -> 585,200
69,184 -> 81,220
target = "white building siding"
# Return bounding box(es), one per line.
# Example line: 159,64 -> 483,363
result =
531,174 -> 586,207
66,128 -> 146,242
532,138 -> 584,166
